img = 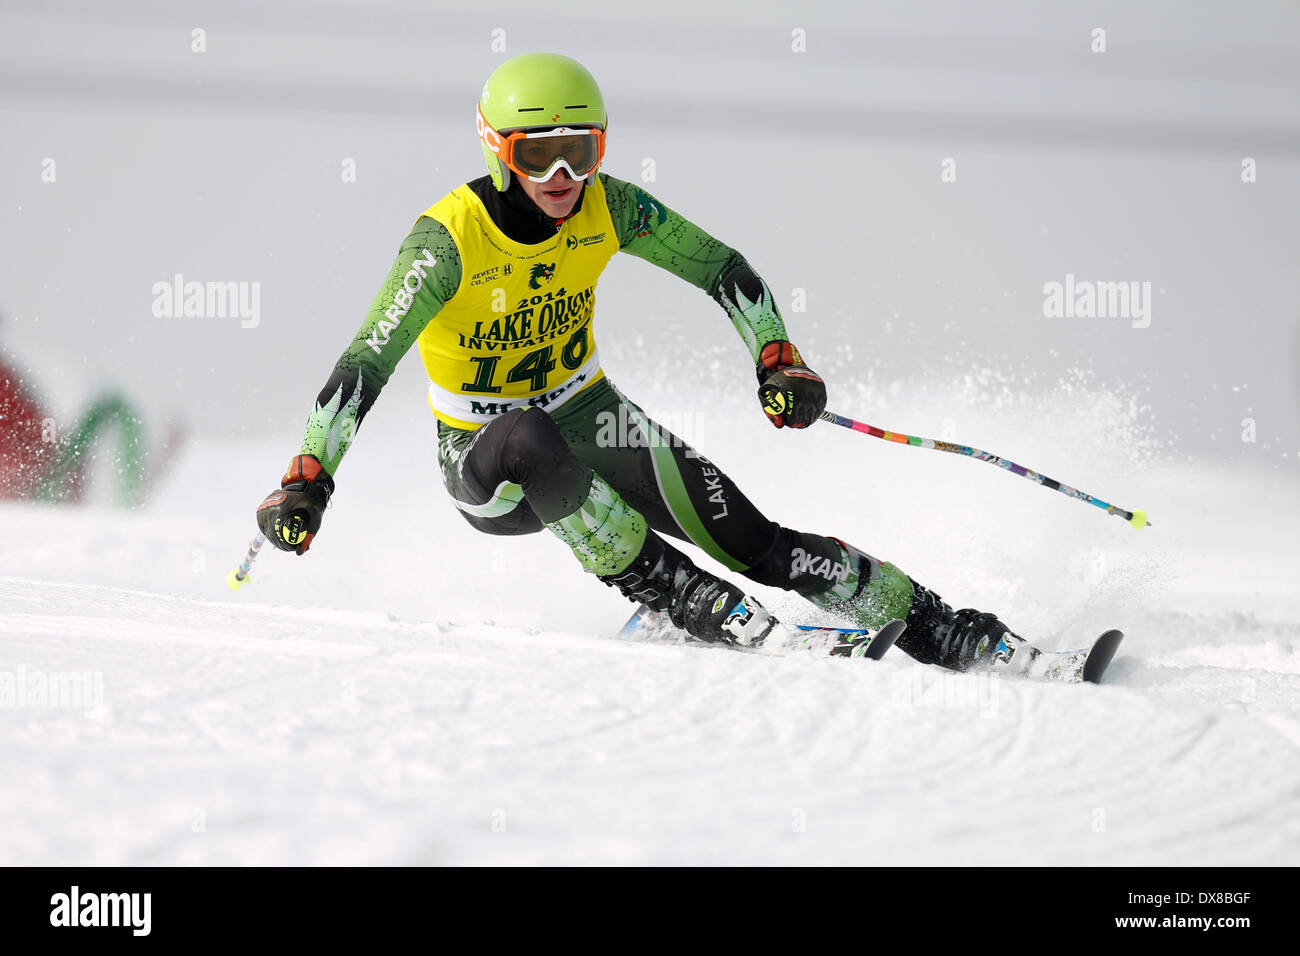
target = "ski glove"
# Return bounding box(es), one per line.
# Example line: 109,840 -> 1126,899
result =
256,454 -> 335,555
756,341 -> 826,429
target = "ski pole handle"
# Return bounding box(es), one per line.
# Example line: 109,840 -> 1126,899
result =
818,409 -> 1149,530
226,532 -> 267,590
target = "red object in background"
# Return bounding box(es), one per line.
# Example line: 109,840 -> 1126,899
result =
0,360 -> 56,499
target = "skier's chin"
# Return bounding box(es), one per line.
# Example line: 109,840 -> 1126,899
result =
521,175 -> 581,218
537,184 -> 579,217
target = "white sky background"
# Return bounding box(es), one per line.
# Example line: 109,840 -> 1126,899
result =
1,0 -> 1298,463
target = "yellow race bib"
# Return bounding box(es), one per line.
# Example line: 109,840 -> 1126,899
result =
418,176 -> 617,430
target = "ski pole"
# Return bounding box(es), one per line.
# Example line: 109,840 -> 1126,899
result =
818,410 -> 1149,529
226,532 -> 267,590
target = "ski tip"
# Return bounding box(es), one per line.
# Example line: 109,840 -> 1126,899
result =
864,619 -> 906,661
617,604 -> 654,639
1082,629 -> 1124,683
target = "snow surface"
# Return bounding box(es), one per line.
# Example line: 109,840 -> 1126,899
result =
2,377 -> 1298,866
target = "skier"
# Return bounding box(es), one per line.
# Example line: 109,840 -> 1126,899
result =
254,52 -> 1029,672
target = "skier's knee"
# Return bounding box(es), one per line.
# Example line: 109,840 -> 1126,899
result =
499,406 -> 568,473
461,502 -> 545,537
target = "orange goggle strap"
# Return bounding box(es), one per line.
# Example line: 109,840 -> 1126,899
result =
477,106 -> 605,181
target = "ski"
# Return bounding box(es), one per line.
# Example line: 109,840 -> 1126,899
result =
1000,629 -> 1125,684
618,604 -> 904,661
821,617 -> 905,661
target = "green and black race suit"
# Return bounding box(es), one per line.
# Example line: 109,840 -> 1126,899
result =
300,173 -> 788,467
295,172 -> 916,629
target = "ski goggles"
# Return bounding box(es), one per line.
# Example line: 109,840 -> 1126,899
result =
477,106 -> 606,182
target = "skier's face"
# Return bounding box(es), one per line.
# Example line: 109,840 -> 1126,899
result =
518,167 -> 582,219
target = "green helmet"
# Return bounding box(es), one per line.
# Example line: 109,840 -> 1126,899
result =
477,53 -> 607,191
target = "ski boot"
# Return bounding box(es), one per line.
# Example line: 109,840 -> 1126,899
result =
600,532 -> 778,646
804,538 -> 1032,673
900,580 -> 1035,674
